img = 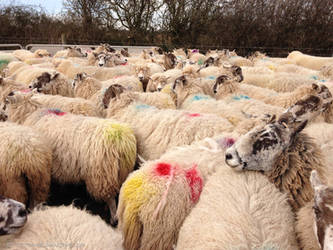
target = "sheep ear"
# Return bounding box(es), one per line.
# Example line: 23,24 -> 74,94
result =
231,66 -> 244,82
213,75 -> 230,93
102,84 -> 126,108
312,83 -> 319,90
51,72 -> 60,80
0,77 -> 3,85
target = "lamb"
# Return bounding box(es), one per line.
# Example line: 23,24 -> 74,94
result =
29,71 -> 74,97
31,93 -> 103,117
187,49 -> 207,65
296,170 -> 333,250
54,46 -> 87,58
117,133 -> 238,250
12,49 -> 50,61
106,86 -> 234,160
176,166 -> 298,249
0,195 -> 27,237
228,55 -> 254,67
287,51 -> 333,71
225,93 -> 331,211
1,205 -> 123,250
0,121 -> 52,209
3,91 -> 137,226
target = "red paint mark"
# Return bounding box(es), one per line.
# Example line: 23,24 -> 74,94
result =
185,165 -> 203,203
225,138 -> 235,147
186,113 -> 201,118
155,162 -> 172,176
47,109 -> 66,116
121,62 -> 128,66
20,89 -> 31,93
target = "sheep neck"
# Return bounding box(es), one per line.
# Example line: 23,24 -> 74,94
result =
264,132 -> 326,212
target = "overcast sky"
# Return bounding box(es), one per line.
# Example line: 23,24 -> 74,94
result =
2,0 -> 64,14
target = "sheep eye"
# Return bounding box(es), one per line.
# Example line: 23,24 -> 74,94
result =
313,206 -> 321,217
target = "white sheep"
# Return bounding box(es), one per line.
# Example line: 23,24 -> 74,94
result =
287,51 -> 333,71
0,121 -> 52,209
54,46 -> 87,58
1,205 -> 123,250
118,133 -> 238,250
106,87 -> 234,160
176,166 -> 298,249
12,49 -> 50,61
31,93 -> 103,117
4,91 -> 137,226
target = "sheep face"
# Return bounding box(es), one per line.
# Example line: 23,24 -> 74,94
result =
102,84 -> 126,108
72,72 -> 87,89
66,46 -> 87,57
0,110 -> 7,121
225,94 -> 327,172
97,53 -> 127,67
225,120 -> 293,171
0,195 -> 27,236
29,72 -> 59,94
311,171 -> 333,250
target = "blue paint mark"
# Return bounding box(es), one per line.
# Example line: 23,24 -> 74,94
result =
198,59 -> 204,65
74,63 -> 80,68
320,79 -> 326,82
135,104 -> 153,110
310,75 -> 318,80
205,76 -> 216,80
191,95 -> 210,102
232,95 -> 250,100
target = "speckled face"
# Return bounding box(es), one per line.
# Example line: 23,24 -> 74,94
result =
225,122 -> 291,171
0,196 -> 27,236
311,172 -> 333,250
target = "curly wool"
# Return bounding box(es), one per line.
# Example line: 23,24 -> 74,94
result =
0,122 -> 52,208
2,205 -> 123,250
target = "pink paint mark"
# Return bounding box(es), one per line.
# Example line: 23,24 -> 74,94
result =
113,75 -> 124,79
191,49 -> 199,53
20,89 -> 31,93
121,62 -> 128,66
217,137 -> 235,149
155,162 -> 172,176
47,109 -> 66,116
185,165 -> 203,203
186,113 -> 201,118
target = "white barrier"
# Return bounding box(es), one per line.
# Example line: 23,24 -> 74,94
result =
0,44 -> 23,53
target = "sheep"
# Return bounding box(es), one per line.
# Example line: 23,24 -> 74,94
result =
176,166 -> 298,250
31,93 -> 103,117
54,46 -> 87,58
0,77 -> 26,102
173,48 -> 187,61
187,49 -> 207,65
241,66 -> 274,75
4,91 -> 137,226
12,49 -> 50,61
1,205 -> 123,250
107,75 -> 144,92
117,133 -> 238,250
55,59 -> 98,79
106,87 -> 234,160
274,63 -> 320,77
0,121 -> 52,209
95,43 -> 116,54
146,69 -> 183,92
96,52 -> 128,67
244,72 -> 323,92
10,65 -> 57,86
172,76 -> 282,126
228,55 -> 254,67
29,71 -> 74,97
225,93 -> 331,211
0,195 -> 27,237
135,63 -> 164,91
287,51 -> 333,71
296,170 -> 333,250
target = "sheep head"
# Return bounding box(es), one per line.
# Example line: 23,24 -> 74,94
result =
311,170 -> 333,250
29,72 -> 59,93
0,195 -> 27,236
164,53 -> 177,70
121,48 -> 130,57
0,109 -> 7,121
102,84 -> 126,108
225,93 -> 326,172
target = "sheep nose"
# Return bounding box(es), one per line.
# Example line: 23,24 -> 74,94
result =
139,76 -> 144,81
157,87 -> 162,91
98,63 -> 103,67
225,153 -> 233,160
18,208 -> 27,217
29,85 -> 32,89
125,59 -> 128,62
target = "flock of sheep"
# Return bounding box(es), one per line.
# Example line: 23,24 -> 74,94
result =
0,44 -> 333,249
